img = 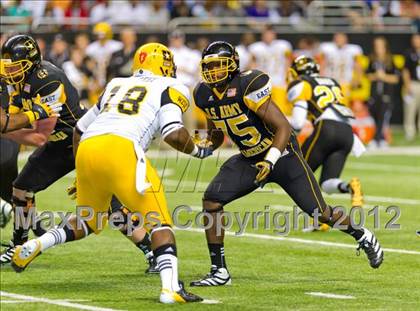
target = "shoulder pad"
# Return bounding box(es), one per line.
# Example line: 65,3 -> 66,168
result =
161,84 -> 190,113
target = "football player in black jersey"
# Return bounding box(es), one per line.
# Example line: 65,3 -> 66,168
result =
0,35 -> 157,272
190,41 -> 383,287
0,78 -> 59,230
287,56 -> 364,231
0,34 -> 85,264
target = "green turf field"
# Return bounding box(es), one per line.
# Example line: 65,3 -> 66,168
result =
1,148 -> 420,310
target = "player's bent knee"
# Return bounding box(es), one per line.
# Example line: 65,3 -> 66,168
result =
202,199 -> 224,213
12,188 -> 35,212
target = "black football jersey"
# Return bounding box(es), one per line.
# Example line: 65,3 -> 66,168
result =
194,69 -> 275,158
287,75 -> 353,122
0,80 -> 9,110
7,61 -> 85,136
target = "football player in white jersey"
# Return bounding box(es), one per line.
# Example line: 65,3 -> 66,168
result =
12,43 -> 212,304
249,25 -> 293,115
318,33 -> 363,104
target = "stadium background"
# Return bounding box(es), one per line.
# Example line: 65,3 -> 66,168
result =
1,1 -> 420,310
1,0 -> 419,145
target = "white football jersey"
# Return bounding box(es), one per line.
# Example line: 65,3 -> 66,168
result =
319,43 -> 363,84
77,71 -> 190,151
249,39 -> 292,87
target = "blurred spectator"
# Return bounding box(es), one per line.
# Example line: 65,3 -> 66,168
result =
318,33 -> 363,103
249,25 -> 292,115
217,0 -> 244,17
50,0 -> 72,20
194,36 -> 210,53
245,0 -> 280,22
64,0 -> 89,27
62,48 -> 93,105
170,0 -> 192,18
402,34 -> 420,141
90,0 -> 110,24
147,0 -> 170,26
107,27 -> 137,79
34,36 -> 47,58
5,0 -> 31,17
74,32 -> 91,54
45,34 -> 70,68
366,36 -> 399,148
131,0 -> 151,24
192,0 -> 224,18
109,0 -> 133,25
144,35 -> 160,43
86,22 -> 123,86
293,36 -> 319,59
236,32 -> 256,71
276,0 -> 304,24
168,30 -> 200,88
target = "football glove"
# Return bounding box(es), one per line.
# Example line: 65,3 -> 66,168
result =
192,145 -> 213,159
253,160 -> 273,188
191,130 -> 213,159
67,179 -> 77,200
25,94 -> 62,123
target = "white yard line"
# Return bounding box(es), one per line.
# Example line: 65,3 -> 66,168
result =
163,179 -> 420,206
0,291 -> 123,311
347,162 -> 420,173
179,228 -> 420,256
306,292 -> 355,299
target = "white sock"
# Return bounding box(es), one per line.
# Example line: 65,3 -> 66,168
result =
37,228 -> 67,251
156,253 -> 181,292
321,178 -> 346,194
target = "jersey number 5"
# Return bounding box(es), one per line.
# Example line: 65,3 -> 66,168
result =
103,86 -> 147,115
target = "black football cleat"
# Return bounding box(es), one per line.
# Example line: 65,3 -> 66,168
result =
190,267 -> 231,287
356,229 -> 384,268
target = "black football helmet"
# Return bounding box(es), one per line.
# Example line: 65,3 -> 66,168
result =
200,41 -> 239,88
1,34 -> 41,84
289,55 -> 319,81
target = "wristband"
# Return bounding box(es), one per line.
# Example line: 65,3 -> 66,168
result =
190,144 -> 199,157
265,147 -> 283,165
24,111 -> 36,124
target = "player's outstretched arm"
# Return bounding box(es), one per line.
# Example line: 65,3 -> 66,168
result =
205,118 -> 224,151
164,127 -> 213,159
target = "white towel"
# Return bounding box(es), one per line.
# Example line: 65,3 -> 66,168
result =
351,134 -> 366,157
133,142 -> 151,194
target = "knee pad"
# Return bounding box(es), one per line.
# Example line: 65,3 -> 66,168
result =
151,224 -> 174,237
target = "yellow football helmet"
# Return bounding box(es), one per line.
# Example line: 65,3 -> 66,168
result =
93,22 -> 113,40
132,43 -> 176,78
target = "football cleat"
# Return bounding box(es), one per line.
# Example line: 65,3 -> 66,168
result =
356,229 -> 384,269
0,242 -> 16,265
349,177 -> 363,208
145,256 -> 159,274
11,240 -> 42,272
190,267 -> 231,287
160,281 -> 203,303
